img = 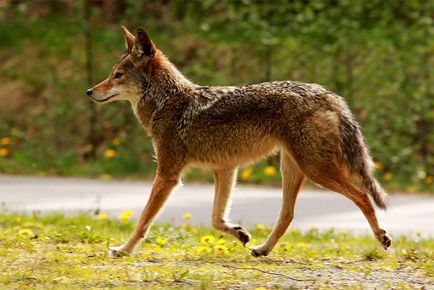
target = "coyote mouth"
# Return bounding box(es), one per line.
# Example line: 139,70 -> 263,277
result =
94,93 -> 119,103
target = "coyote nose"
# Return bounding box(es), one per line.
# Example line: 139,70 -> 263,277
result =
86,89 -> 93,97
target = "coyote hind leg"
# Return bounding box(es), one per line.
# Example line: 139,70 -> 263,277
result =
304,164 -> 392,249
251,152 -> 305,257
212,168 -> 251,246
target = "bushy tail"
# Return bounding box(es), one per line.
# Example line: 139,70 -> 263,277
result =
339,116 -> 388,210
360,172 -> 388,210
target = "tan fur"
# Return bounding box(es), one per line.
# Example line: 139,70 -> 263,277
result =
88,27 -> 391,257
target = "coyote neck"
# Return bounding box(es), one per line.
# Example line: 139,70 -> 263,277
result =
151,52 -> 195,98
135,52 -> 194,134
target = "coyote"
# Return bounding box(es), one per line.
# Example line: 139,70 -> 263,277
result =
87,26 -> 391,257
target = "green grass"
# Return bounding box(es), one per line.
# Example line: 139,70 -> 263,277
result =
0,213 -> 432,289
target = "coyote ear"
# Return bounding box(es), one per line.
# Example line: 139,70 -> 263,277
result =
121,25 -> 135,53
133,28 -> 156,58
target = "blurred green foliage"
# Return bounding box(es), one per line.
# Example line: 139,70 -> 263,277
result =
0,0 -> 432,191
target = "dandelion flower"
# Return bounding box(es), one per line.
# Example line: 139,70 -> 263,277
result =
15,216 -> 22,224
256,224 -> 266,231
425,176 -> 433,185
111,138 -> 121,146
264,166 -> 277,176
214,244 -> 229,255
0,137 -> 10,145
196,246 -> 211,255
120,210 -> 134,224
104,149 -> 117,158
254,288 -> 269,290
200,234 -> 215,245
383,172 -> 393,181
156,236 -> 168,246
291,228 -> 301,235
296,242 -> 308,249
241,167 -> 253,181
98,213 -> 109,221
216,238 -> 226,245
416,230 -> 423,237
340,230 -> 349,237
0,148 -> 9,157
182,212 -> 192,220
19,229 -> 35,237
283,244 -> 292,251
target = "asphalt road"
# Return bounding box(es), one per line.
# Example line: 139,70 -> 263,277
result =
1,175 -> 433,236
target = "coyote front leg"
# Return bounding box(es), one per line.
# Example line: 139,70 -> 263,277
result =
212,168 -> 251,246
109,175 -> 179,257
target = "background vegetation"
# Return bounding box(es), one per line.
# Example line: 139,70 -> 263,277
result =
0,0 -> 432,192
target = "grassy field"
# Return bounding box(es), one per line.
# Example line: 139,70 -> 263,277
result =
0,213 -> 432,289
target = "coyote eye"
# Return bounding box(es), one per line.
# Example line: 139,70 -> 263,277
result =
114,72 -> 124,79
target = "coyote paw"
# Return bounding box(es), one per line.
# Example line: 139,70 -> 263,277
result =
109,245 -> 131,257
233,226 -> 251,246
377,229 -> 392,249
250,245 -> 270,257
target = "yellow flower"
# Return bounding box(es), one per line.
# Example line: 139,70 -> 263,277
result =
111,138 -> 121,146
291,228 -> 301,235
98,213 -> 109,221
216,238 -> 226,245
200,235 -> 215,245
383,172 -> 393,181
182,212 -> 192,220
120,210 -> 134,224
374,161 -> 383,170
256,224 -> 266,231
104,149 -> 117,158
196,246 -> 212,255
181,224 -> 189,229
0,148 -> 9,157
15,216 -> 22,224
0,137 -> 10,145
254,288 -> 269,290
18,229 -> 35,237
241,167 -> 253,181
264,166 -> 277,176
156,236 -> 168,246
425,176 -> 433,185
296,242 -> 308,249
214,244 -> 229,255
415,230 -> 423,237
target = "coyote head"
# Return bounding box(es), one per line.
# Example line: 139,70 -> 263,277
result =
86,26 -> 158,105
